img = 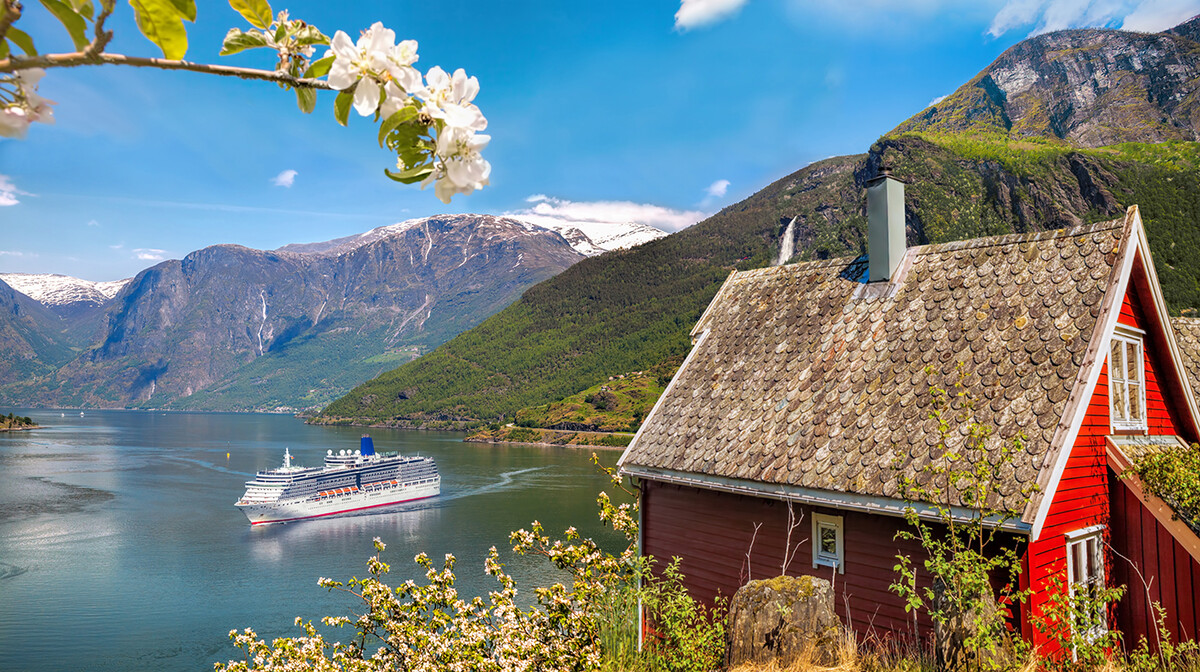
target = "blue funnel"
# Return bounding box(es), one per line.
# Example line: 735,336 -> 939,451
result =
360,435 -> 375,456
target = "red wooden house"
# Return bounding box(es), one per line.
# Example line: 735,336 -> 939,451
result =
617,171 -> 1200,653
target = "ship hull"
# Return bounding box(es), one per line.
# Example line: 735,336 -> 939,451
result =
238,479 -> 440,525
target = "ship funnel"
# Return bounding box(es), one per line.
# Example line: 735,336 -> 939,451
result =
360,435 -> 375,456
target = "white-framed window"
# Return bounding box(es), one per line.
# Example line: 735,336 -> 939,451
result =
1066,525 -> 1107,644
811,512 -> 844,574
1109,330 -> 1145,430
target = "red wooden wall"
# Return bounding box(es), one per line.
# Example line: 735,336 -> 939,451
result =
1108,471 -> 1200,649
642,480 -> 969,642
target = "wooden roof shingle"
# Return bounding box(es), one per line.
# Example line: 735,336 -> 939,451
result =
621,216 -> 1131,520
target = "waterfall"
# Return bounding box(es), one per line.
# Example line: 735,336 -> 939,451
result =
776,216 -> 797,266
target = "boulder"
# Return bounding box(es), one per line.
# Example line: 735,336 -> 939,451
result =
726,575 -> 843,667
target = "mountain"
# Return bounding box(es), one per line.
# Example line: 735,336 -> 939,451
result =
278,216 -> 666,258
896,23 -> 1200,146
0,277 -> 76,384
317,19 -> 1200,429
0,273 -> 130,316
4,215 -> 585,410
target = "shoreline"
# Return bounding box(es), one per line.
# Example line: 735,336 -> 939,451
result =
463,436 -> 628,451
0,425 -> 41,432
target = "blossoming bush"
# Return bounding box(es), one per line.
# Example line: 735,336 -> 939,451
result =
0,0 -> 489,202
215,486 -> 641,672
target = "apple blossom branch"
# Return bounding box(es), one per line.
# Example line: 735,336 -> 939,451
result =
0,51 -> 333,88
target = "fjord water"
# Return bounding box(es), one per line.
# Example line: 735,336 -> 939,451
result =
0,410 -> 623,672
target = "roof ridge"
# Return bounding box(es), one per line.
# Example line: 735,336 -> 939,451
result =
739,218 -> 1124,282
916,218 -> 1124,256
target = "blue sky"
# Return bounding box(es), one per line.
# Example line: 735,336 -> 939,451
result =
2,0 -> 1198,281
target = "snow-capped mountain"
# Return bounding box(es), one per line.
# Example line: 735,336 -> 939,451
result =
0,273 -> 131,308
505,216 -> 667,256
278,214 -> 667,258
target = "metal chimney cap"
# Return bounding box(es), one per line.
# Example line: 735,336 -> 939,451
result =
867,164 -> 907,186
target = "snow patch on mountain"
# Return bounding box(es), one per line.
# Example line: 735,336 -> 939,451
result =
502,215 -> 666,256
276,218 -> 427,256
1,273 -> 131,307
279,213 -> 667,259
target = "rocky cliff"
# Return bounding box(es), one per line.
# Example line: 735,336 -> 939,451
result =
897,23 -> 1200,146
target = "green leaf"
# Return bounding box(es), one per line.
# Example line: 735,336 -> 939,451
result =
273,20 -> 286,44
303,54 -> 333,79
66,0 -> 95,20
40,0 -> 90,51
0,40 -> 8,60
129,0 -> 190,59
384,164 -> 434,185
334,90 -> 352,127
293,24 -> 328,47
295,86 -> 316,114
228,0 -> 271,29
377,106 -> 419,147
7,27 -> 37,56
165,0 -> 195,21
219,27 -> 270,55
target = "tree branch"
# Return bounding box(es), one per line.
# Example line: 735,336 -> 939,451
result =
0,51 -> 334,89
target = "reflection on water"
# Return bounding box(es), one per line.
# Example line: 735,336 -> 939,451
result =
0,409 -> 623,672
248,504 -> 441,564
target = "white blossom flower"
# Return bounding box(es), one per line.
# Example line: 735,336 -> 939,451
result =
325,22 -> 396,115
424,126 -> 490,203
0,69 -> 55,139
0,107 -> 31,139
377,39 -> 423,95
421,66 -> 487,131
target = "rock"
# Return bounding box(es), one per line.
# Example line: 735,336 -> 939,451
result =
726,575 -> 843,667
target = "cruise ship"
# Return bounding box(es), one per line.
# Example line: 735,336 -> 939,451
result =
235,436 -> 440,525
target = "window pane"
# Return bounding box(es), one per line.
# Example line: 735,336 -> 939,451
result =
820,525 -> 837,556
1129,383 -> 1142,421
1112,380 -> 1127,421
1126,341 -> 1140,381
1111,341 -> 1123,382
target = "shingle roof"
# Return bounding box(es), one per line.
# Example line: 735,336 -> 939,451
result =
1171,317 -> 1200,400
621,217 -> 1129,518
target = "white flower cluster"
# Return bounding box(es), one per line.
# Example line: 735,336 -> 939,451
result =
0,69 -> 56,139
325,22 -> 490,204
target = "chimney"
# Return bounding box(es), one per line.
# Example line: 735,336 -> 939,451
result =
866,167 -> 906,282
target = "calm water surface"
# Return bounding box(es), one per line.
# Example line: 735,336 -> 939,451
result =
0,410 -> 623,672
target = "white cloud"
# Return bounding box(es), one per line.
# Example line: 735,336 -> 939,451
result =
1122,0 -> 1200,30
133,248 -> 168,261
929,94 -> 950,107
508,196 -> 707,233
86,219 -> 100,227
706,179 -> 731,198
271,169 -> 298,188
0,174 -> 31,206
0,250 -> 34,257
675,0 -> 749,29
109,243 -> 124,250
988,0 -> 1200,37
